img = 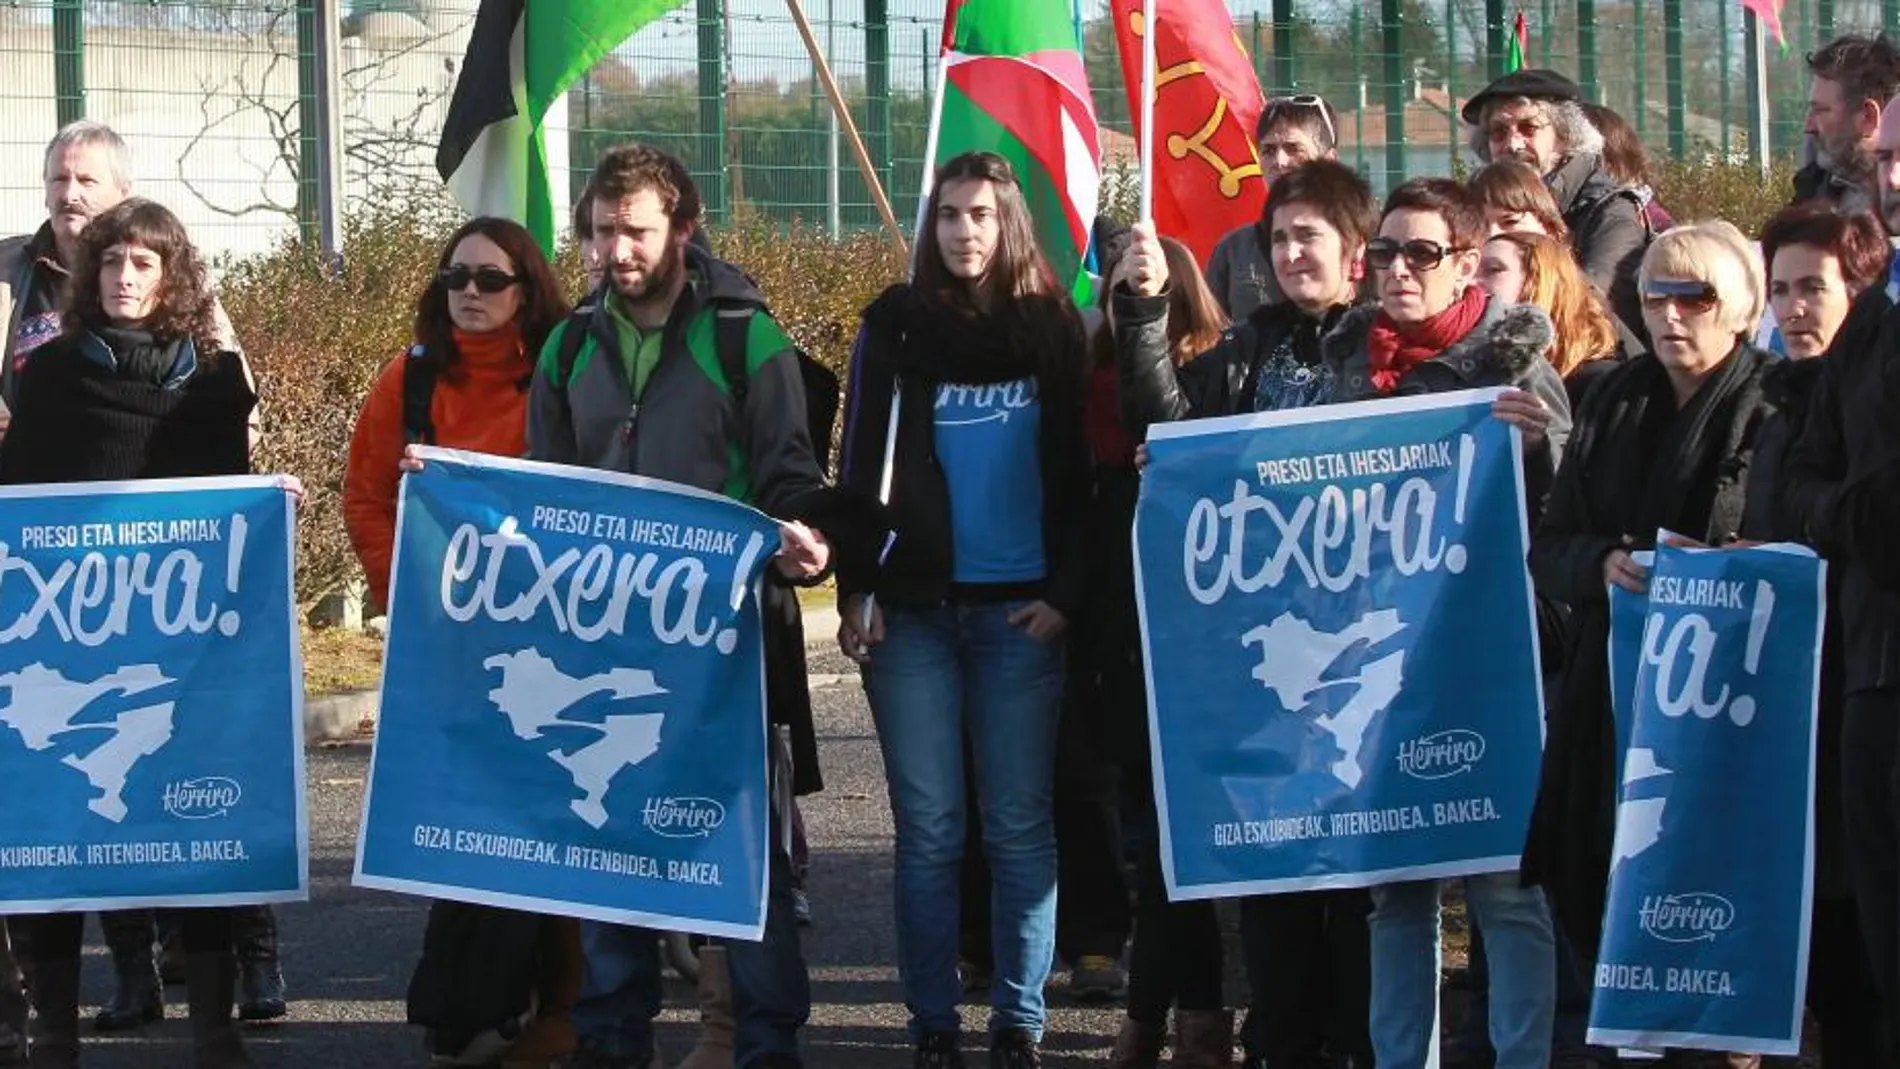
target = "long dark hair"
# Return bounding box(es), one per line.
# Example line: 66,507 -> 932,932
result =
912,151 -> 1084,386
63,198 -> 223,354
1094,236 -> 1227,369
913,151 -> 1059,307
413,217 -> 570,374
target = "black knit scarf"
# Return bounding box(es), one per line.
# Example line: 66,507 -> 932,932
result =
864,284 -> 1076,390
0,338 -> 253,485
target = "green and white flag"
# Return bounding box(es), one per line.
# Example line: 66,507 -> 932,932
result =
436,0 -> 682,251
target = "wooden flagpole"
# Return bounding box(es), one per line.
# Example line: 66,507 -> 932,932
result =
784,0 -> 910,259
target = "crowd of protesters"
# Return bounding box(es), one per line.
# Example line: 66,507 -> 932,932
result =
7,27 -> 1900,1069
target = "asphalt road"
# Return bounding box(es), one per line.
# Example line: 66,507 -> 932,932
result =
70,637 -> 1128,1068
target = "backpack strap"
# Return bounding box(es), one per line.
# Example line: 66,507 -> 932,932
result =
555,303 -> 595,389
400,344 -> 437,445
710,303 -> 843,470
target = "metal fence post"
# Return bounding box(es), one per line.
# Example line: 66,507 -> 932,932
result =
1485,0 -> 1504,80
1719,0 -> 1731,155
295,0 -> 345,261
866,0 -> 892,205
1746,7 -> 1769,177
1446,0 -> 1457,173
1273,0 -> 1294,94
1351,5 -> 1366,172
696,0 -> 727,222
1633,0 -> 1647,139
1383,0 -> 1406,191
1664,0 -> 1684,160
1540,0 -> 1552,66
1578,0 -> 1598,101
1818,0 -> 1834,39
53,0 -> 83,126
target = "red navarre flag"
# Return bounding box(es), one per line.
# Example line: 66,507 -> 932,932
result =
1111,0 -> 1268,265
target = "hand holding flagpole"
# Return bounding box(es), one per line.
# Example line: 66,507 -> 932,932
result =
1137,0 -> 1158,222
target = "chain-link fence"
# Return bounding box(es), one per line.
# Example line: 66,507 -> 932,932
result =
1,0 -> 1892,265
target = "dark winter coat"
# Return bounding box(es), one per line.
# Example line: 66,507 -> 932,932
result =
1741,356 -> 1852,900
1523,343 -> 1776,954
1548,153 -> 1652,348
1792,159 -> 1877,218
1779,276 -> 1900,694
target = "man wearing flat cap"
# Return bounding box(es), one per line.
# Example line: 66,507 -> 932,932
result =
1465,69 -> 1651,344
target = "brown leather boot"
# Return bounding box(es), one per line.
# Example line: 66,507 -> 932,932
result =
1172,1009 -> 1235,1069
676,945 -> 734,1069
501,917 -> 583,1068
185,951 -> 252,1068
1106,1015 -> 1162,1069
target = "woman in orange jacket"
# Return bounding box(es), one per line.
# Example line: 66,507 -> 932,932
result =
342,216 -> 575,1068
344,216 -> 569,608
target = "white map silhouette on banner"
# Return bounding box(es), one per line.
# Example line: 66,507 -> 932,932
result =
1612,748 -> 1674,871
483,649 -> 667,829
1243,610 -> 1407,790
0,663 -> 178,822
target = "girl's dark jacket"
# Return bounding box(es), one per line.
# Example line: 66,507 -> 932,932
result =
1523,343 -> 1776,953
834,283 -> 1092,616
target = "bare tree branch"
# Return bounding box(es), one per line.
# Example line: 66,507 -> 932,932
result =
174,2 -> 461,226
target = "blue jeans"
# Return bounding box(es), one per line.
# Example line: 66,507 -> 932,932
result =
863,600 -> 1064,1040
574,810 -> 811,1066
1369,872 -> 1555,1069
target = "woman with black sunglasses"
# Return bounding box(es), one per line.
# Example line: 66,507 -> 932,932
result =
1319,177 -> 1571,1069
1524,220 -> 1778,1061
341,217 -> 576,1066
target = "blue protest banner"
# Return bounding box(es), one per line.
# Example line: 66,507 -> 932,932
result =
354,450 -> 781,939
0,477 -> 306,912
1608,550 -> 1654,786
1134,389 -> 1546,898
1589,540 -> 1824,1055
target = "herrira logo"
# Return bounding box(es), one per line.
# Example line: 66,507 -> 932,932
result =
162,777 -> 242,820
641,796 -> 726,838
1396,729 -> 1486,780
1639,892 -> 1736,943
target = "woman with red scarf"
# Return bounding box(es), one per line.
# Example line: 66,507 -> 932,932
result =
1315,177 -> 1572,1069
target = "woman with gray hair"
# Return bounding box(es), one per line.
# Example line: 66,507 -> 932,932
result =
1525,220 -> 1779,996
1462,70 -> 1652,344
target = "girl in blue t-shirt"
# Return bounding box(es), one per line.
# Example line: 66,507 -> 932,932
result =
833,150 -> 1091,1069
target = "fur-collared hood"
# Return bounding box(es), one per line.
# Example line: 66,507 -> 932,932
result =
1319,295 -> 1556,401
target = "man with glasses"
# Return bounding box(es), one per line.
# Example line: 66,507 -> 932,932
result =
1204,94 -> 1341,320
1462,69 -> 1650,345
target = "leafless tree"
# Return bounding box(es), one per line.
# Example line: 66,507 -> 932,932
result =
176,3 -> 462,225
